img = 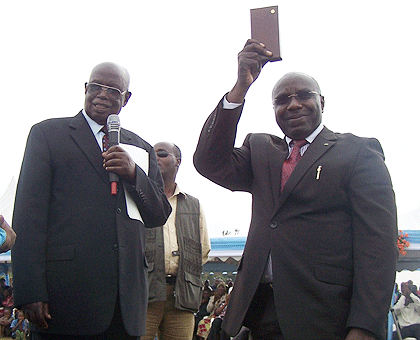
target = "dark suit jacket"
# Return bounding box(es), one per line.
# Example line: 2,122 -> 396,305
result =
12,111 -> 171,336
193,98 -> 398,340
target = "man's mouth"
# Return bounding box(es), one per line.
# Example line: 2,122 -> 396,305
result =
287,115 -> 306,125
93,103 -> 111,112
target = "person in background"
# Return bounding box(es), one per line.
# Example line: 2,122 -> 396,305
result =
196,283 -> 227,340
207,290 -> 231,340
193,288 -> 212,340
393,281 -> 420,339
0,307 -> 13,337
11,62 -> 171,340
193,39 -> 398,340
143,142 -> 210,340
11,310 -> 29,340
2,286 -> 13,308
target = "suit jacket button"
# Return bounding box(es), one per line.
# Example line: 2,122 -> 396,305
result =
270,221 -> 278,229
117,208 -> 122,214
113,244 -> 119,251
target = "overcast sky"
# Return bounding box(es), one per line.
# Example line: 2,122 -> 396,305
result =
1,0 -> 419,237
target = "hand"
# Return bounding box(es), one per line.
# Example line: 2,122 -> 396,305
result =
102,145 -> 136,184
22,302 -> 51,329
0,217 -> 16,253
402,283 -> 411,297
227,39 -> 273,103
345,328 -> 376,340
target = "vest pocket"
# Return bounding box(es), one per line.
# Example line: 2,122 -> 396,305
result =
174,271 -> 202,312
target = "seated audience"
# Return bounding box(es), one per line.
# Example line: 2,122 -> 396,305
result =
194,288 -> 212,339
207,290 -> 231,340
2,286 -> 13,308
393,281 -> 420,339
196,283 -> 227,340
0,307 -> 13,337
11,310 -> 28,340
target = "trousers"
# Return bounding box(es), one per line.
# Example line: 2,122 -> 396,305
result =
141,284 -> 195,340
242,283 -> 283,340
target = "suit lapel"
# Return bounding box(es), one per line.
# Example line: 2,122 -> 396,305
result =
120,129 -> 133,145
269,138 -> 289,208
276,127 -> 337,210
69,111 -> 108,185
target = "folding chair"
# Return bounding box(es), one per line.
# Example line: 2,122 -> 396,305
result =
390,308 -> 417,340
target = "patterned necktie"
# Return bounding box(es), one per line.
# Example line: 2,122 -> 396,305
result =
281,140 -> 308,191
101,126 -> 109,152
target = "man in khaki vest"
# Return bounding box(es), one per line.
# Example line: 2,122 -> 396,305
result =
143,142 -> 211,340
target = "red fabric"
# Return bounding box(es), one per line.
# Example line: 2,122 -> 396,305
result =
281,140 -> 307,191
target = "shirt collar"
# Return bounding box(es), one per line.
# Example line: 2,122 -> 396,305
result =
171,183 -> 187,199
82,109 -> 104,135
285,124 -> 324,146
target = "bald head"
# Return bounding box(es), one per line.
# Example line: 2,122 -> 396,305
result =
89,62 -> 130,92
84,62 -> 132,125
272,72 -> 321,98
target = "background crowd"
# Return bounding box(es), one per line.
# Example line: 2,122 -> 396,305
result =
0,278 -> 28,340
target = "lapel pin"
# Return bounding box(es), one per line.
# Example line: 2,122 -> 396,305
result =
324,143 -> 329,146
316,165 -> 323,180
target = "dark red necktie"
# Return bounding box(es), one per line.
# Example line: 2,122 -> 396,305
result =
281,140 -> 307,191
101,126 -> 109,152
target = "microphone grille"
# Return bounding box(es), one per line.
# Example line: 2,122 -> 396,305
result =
107,114 -> 120,132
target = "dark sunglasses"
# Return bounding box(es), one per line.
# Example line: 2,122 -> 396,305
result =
156,150 -> 174,158
273,90 -> 320,106
85,82 -> 127,100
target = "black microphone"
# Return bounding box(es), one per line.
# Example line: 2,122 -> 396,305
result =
107,114 -> 120,195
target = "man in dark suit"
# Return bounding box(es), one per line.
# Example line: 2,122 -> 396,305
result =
193,40 -> 398,340
12,62 -> 171,339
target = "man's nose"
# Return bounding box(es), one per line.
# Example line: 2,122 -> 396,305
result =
97,87 -> 109,97
287,96 -> 303,110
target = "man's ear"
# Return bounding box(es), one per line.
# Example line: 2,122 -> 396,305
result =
320,95 -> 325,112
123,91 -> 132,107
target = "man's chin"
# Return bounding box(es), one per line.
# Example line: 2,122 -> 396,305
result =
88,111 -> 111,125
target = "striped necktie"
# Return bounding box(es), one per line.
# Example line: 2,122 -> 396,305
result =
281,140 -> 307,191
101,126 -> 109,152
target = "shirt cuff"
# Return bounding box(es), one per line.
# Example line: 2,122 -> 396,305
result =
223,95 -> 243,110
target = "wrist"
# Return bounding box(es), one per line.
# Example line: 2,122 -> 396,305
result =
227,82 -> 249,104
0,215 -> 4,226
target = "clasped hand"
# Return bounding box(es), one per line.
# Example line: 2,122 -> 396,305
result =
102,145 -> 136,184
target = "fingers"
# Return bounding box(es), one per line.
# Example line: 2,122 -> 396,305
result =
241,39 -> 273,65
227,39 -> 274,103
237,40 -> 273,86
102,146 -> 136,183
23,302 -> 50,329
242,39 -> 273,57
0,219 -> 16,253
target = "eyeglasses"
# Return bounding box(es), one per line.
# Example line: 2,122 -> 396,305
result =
85,82 -> 127,100
156,150 -> 174,158
273,90 -> 320,106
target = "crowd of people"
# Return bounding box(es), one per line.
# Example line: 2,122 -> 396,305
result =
0,279 -> 28,339
194,278 -> 248,340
